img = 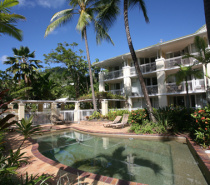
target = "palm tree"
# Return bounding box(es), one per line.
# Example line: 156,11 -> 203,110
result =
45,0 -> 119,112
0,0 -> 26,41
167,64 -> 203,111
183,36 -> 210,103
123,0 -> 155,122
4,46 -> 43,86
204,0 -> 210,45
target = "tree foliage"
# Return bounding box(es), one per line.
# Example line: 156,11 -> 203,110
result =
0,0 -> 26,41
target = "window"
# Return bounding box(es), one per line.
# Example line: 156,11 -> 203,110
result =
145,58 -> 149,64
152,77 -> 157,85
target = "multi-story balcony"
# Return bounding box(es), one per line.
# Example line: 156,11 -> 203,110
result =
166,79 -> 205,94
165,56 -> 194,69
104,69 -> 123,81
108,89 -> 124,95
131,85 -> 158,96
130,62 -> 156,75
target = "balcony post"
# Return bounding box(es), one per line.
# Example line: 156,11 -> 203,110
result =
156,58 -> 167,107
99,72 -> 105,92
123,66 -> 132,96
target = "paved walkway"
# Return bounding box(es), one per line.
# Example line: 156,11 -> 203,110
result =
5,121 -> 210,185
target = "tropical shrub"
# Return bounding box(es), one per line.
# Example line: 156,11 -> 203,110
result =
128,109 -> 148,125
88,111 -> 101,120
107,110 -> 129,121
129,119 -> 166,134
191,107 -> 210,148
153,105 -> 194,132
0,89 -> 17,131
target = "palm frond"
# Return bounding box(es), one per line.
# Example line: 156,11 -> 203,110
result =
128,0 -> 149,23
0,21 -> 23,41
94,20 -> 114,45
76,9 -> 92,31
0,0 -> 19,10
45,10 -> 74,37
50,9 -> 74,22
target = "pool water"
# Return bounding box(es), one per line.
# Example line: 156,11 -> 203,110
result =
36,131 -> 208,185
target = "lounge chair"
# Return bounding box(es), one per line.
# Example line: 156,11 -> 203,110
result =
110,114 -> 129,128
103,116 -> 122,127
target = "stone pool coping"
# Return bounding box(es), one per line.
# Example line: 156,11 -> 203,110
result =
31,124 -> 210,185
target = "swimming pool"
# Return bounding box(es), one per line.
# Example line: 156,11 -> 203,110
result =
35,130 -> 208,185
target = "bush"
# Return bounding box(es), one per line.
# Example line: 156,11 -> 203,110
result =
107,110 -> 129,121
128,109 -> 148,125
191,107 -> 210,148
88,111 -> 101,120
153,106 -> 194,132
129,119 -> 166,134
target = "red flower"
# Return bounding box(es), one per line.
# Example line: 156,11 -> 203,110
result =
205,128 -> 208,131
196,120 -> 198,123
201,117 -> 205,120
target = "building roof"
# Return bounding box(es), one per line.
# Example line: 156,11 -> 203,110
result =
94,25 -> 207,68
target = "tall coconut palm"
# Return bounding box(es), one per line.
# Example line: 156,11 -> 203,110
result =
167,64 -> 203,111
4,46 -> 43,86
123,0 -> 155,122
0,0 -> 26,41
204,0 -> 210,45
45,0 -> 119,112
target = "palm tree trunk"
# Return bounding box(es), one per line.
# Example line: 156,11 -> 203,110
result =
123,0 -> 156,122
204,0 -> 210,45
83,27 -> 97,112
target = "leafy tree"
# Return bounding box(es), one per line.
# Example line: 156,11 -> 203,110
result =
29,72 -> 61,100
204,0 -> 210,44
123,0 -> 155,122
44,42 -> 90,99
4,46 -> 43,87
167,64 -> 203,111
0,70 -> 13,90
44,0 -> 119,112
0,0 -> 26,41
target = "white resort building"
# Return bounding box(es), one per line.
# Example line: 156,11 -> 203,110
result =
94,25 -> 210,109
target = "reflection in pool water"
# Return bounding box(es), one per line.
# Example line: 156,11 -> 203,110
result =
36,131 -> 207,185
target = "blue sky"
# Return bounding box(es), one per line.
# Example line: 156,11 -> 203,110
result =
0,0 -> 206,71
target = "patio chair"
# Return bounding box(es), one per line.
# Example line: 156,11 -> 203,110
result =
110,114 -> 129,128
103,116 -> 122,127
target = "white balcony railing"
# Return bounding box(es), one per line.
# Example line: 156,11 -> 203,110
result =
108,89 -> 124,95
130,63 -> 156,75
165,56 -> 194,69
166,79 -> 205,93
131,85 -> 158,96
104,69 -> 123,81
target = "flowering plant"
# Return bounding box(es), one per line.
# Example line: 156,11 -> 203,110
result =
128,109 -> 148,125
191,107 -> 210,148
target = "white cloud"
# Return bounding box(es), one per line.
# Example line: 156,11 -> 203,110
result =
18,0 -> 66,9
37,0 -> 66,8
0,55 -> 8,63
18,0 -> 35,7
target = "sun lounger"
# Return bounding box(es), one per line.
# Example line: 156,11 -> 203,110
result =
103,116 -> 122,127
110,114 -> 129,128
